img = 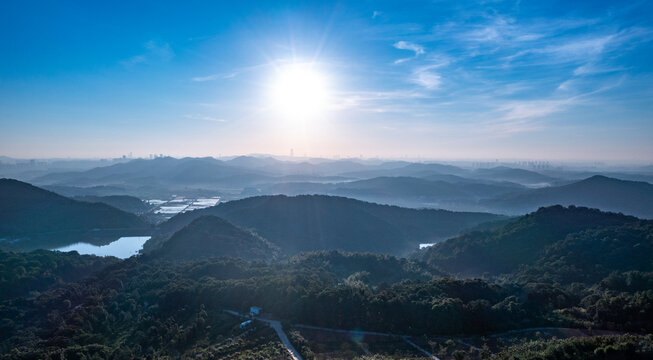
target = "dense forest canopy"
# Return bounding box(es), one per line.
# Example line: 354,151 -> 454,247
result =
1,235 -> 651,358
0,179 -> 651,359
419,205 -> 645,276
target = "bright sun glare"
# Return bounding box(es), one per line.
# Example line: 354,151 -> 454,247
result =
270,63 -> 329,124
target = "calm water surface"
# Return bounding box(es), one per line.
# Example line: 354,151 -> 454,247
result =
54,236 -> 150,259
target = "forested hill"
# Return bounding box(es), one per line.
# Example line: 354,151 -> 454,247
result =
419,205 -> 646,277
74,195 -> 151,215
486,175 -> 653,218
0,179 -> 149,249
153,216 -> 279,261
0,250 -> 119,301
155,194 -> 506,255
2,248 -> 651,358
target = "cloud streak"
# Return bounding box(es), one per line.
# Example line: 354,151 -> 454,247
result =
191,72 -> 238,82
121,41 -> 173,68
393,41 -> 425,64
412,64 -> 443,89
184,114 -> 226,122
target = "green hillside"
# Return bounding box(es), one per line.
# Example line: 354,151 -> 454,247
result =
420,205 -> 640,276
0,179 -> 150,250
74,195 -> 151,214
154,216 -> 278,261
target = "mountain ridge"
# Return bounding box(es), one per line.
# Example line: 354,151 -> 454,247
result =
0,178 -> 150,250
485,175 -> 653,218
155,194 -> 506,255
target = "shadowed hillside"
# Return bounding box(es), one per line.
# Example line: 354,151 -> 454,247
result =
486,175 -> 653,218
0,179 -> 150,250
155,194 -> 506,255
74,195 -> 151,214
153,216 -> 278,261
470,166 -> 556,186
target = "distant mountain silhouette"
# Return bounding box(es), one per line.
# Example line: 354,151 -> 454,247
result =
32,157 -> 268,188
28,158 -> 652,217
227,156 -> 369,175
254,176 -> 523,211
45,184 -> 131,197
471,166 -> 556,186
486,175 -> 653,218
226,155 -> 285,169
74,195 -> 151,214
420,205 -> 640,277
29,157 -> 378,197
397,162 -> 470,177
153,216 -> 278,261
227,156 -> 319,175
341,162 -> 468,178
155,194 -> 505,255
0,179 -> 149,250
330,176 -> 522,201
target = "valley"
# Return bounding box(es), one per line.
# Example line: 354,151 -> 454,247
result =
0,157 -> 652,359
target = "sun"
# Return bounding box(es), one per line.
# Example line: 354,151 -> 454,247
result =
270,63 -> 330,124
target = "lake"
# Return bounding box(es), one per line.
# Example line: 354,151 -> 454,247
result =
53,236 -> 151,259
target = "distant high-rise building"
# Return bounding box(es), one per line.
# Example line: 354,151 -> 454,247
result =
290,148 -> 294,157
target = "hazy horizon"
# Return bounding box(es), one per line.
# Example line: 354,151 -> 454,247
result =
1,153 -> 651,168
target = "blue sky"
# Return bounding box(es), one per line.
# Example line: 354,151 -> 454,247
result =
1,0 -> 652,162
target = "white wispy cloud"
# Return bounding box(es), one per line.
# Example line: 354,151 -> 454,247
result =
573,63 -> 625,76
556,79 -> 576,91
393,41 -> 425,64
479,118 -> 545,135
498,98 -> 574,121
492,82 -> 532,96
144,40 -> 174,60
412,64 -> 443,89
191,72 -> 238,82
476,98 -> 576,136
121,55 -> 147,67
503,27 -> 652,66
184,114 -> 226,122
455,15 -> 597,47
121,40 -> 173,68
191,63 -> 271,82
329,90 -> 430,112
505,34 -> 615,62
350,5 -> 651,141
482,77 -> 624,135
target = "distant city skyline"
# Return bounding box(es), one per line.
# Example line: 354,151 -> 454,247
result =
1,154 -> 647,169
1,1 -> 652,162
